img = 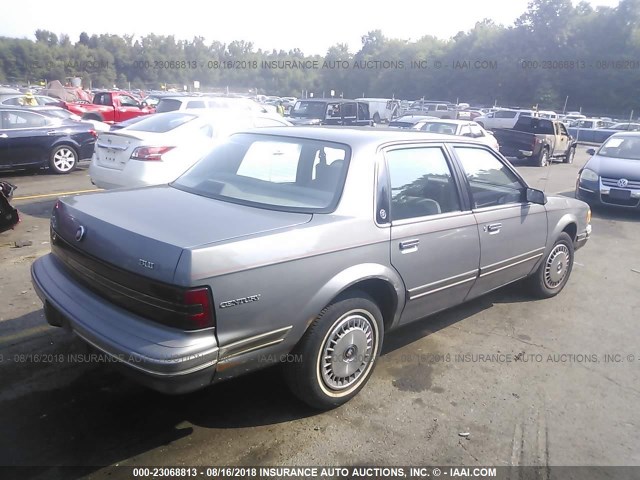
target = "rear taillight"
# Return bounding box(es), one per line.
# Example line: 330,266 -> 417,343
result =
89,129 -> 97,138
130,146 -> 174,161
182,287 -> 215,330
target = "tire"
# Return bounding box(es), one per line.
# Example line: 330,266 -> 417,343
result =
564,147 -> 575,164
49,145 -> 78,174
526,232 -> 574,299
283,291 -> 384,410
373,112 -> 381,124
536,148 -> 549,167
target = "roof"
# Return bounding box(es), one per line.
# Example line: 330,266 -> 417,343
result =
227,125 -> 480,151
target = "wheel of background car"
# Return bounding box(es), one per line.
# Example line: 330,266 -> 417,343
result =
49,145 -> 78,174
564,147 -> 575,164
283,290 -> 384,409
526,232 -> 574,299
373,112 -> 381,124
537,148 -> 549,167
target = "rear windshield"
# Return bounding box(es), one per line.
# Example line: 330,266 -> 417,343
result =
514,117 -> 554,135
291,101 -> 328,118
125,112 -> 196,133
155,99 -> 183,113
389,121 -> 415,128
598,136 -> 640,160
172,133 -> 351,213
421,122 -> 458,134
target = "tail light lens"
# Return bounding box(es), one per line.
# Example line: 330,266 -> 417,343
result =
89,129 -> 97,138
182,287 -> 215,330
130,146 -> 174,161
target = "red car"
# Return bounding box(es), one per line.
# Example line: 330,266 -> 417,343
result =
64,91 -> 154,124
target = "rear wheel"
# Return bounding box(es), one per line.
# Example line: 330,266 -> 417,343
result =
526,232 -> 574,298
373,112 -> 381,124
283,291 -> 384,409
564,147 -> 575,164
536,148 -> 549,167
50,145 -> 78,174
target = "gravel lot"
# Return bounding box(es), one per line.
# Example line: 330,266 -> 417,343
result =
1,147 -> 639,477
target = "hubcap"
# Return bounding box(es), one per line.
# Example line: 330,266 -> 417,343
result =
321,313 -> 375,391
544,244 -> 570,288
54,149 -> 75,171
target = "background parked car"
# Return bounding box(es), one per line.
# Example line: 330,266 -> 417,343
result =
89,110 -> 292,189
0,107 -> 97,174
416,119 -> 500,152
576,132 -> 640,209
475,109 -> 536,130
388,115 -> 438,129
609,122 -> 640,131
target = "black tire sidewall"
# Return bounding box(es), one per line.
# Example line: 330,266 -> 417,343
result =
50,145 -> 78,174
538,149 -> 549,167
284,292 -> 384,409
531,232 -> 575,298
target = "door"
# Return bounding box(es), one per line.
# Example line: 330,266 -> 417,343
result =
386,145 -> 481,324
115,94 -> 144,122
0,110 -> 53,167
556,122 -> 570,155
451,145 -> 548,298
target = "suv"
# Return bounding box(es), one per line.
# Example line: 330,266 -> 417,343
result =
475,109 -> 536,130
155,95 -> 272,114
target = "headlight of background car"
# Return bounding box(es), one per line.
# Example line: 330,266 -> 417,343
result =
580,169 -> 599,182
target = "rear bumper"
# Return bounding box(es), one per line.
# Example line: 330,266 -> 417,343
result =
31,254 -> 219,394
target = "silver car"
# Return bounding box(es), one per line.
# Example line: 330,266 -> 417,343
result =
31,127 -> 591,409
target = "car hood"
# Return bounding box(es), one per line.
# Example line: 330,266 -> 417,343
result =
585,154 -> 640,180
52,186 -> 312,283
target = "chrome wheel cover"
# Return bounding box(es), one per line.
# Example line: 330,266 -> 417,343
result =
53,148 -> 76,172
544,244 -> 570,289
320,311 -> 375,391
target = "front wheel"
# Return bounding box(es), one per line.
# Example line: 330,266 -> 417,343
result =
283,291 -> 384,409
526,232 -> 574,298
50,145 -> 78,174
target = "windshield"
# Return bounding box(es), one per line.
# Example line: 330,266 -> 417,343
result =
598,136 -> 640,160
125,112 -> 196,133
172,133 -> 351,213
291,101 -> 328,118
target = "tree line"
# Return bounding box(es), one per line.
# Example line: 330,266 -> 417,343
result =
0,0 -> 639,115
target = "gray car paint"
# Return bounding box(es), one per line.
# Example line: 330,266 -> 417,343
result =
31,127 -> 591,394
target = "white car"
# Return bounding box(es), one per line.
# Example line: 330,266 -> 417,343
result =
415,119 -> 500,152
475,109 -> 536,130
89,110 -> 291,189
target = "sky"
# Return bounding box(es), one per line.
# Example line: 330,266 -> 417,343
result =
0,0 -> 622,55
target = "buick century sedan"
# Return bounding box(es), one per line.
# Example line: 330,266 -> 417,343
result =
31,127 -> 591,409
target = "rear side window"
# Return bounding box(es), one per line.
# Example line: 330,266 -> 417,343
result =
126,112 -> 196,133
0,110 -> 50,129
155,99 -> 183,113
186,100 -> 206,109
495,111 -> 517,119
386,147 -> 461,221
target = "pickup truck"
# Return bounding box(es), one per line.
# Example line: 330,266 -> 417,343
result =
64,91 -> 154,124
492,116 -> 577,167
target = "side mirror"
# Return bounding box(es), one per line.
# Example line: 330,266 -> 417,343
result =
586,148 -> 596,156
526,188 -> 547,205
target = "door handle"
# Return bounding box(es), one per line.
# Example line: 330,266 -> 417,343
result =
0,133 -> 7,138
486,223 -> 502,233
46,130 -> 58,135
399,239 -> 420,252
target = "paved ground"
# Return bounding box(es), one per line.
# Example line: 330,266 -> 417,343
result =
0,149 -> 639,478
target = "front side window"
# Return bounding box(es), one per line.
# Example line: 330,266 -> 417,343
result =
172,134 -> 351,213
454,147 -> 525,208
386,147 -> 461,221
